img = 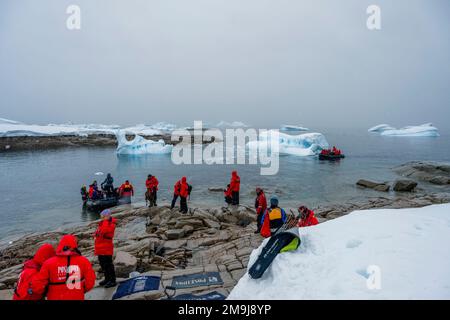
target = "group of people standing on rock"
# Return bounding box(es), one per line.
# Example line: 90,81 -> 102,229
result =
13,209 -> 118,300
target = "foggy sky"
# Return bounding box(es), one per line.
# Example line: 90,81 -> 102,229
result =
0,0 -> 449,129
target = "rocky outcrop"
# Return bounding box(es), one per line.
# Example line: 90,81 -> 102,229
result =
393,161 -> 450,185
0,205 -> 260,300
356,179 -> 390,192
393,180 -> 418,192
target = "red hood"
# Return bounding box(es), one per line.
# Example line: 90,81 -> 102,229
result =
33,243 -> 56,265
181,176 -> 187,183
23,259 -> 40,270
232,171 -> 237,177
56,235 -> 80,256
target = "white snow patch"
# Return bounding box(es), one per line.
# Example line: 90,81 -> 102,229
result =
229,204 -> 450,299
247,130 -> 328,156
368,123 -> 439,137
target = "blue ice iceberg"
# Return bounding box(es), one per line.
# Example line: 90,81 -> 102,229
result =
115,130 -> 173,155
247,130 -> 329,156
280,125 -> 309,132
368,123 -> 439,137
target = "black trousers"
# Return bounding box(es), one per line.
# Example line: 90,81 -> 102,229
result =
180,196 -> 188,213
98,255 -> 116,282
231,191 -> 239,205
150,190 -> 157,206
225,196 -> 232,205
256,211 -> 264,232
171,194 -> 179,209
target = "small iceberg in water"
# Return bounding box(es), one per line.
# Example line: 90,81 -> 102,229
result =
368,123 -> 439,137
247,130 -> 328,156
115,130 -> 173,155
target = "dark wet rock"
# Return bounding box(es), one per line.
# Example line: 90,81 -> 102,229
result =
166,229 -> 185,240
356,179 -> 390,192
393,180 -> 418,192
393,161 -> 450,185
374,184 -> 390,192
208,187 -> 225,192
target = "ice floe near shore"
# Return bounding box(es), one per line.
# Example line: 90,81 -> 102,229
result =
115,130 -> 173,155
229,203 -> 450,299
215,121 -> 249,128
247,130 -> 328,156
368,123 -> 439,137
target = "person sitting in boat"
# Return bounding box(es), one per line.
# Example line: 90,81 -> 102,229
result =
89,181 -> 102,200
320,149 -> 329,155
332,146 -> 338,154
119,180 -> 134,198
101,173 -> 114,196
297,205 -> 319,227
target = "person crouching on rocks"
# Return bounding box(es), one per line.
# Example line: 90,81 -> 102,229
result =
259,196 -> 287,237
297,205 -> 319,227
94,209 -> 117,288
224,184 -> 232,205
12,243 -> 55,300
31,234 -> 96,300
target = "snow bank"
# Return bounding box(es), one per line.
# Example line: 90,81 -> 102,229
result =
115,130 -> 173,155
247,130 -> 328,156
0,118 -> 178,137
229,204 -> 450,299
368,123 -> 439,137
280,125 -> 309,131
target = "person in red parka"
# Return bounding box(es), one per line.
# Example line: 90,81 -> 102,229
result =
12,243 -> 55,300
145,174 -> 159,207
254,188 -> 267,233
94,209 -> 117,288
31,234 -> 96,300
297,206 -> 319,228
171,179 -> 182,209
179,176 -> 190,214
229,171 -> 240,205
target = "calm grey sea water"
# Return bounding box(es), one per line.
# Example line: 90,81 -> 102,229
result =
1,128 -> 449,240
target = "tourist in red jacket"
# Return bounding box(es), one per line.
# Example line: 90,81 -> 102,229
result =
31,234 -> 96,300
171,179 -> 182,209
179,176 -> 189,214
229,171 -> 241,205
297,206 -> 319,227
12,243 -> 55,300
94,209 -> 117,288
254,188 -> 267,233
145,174 -> 159,207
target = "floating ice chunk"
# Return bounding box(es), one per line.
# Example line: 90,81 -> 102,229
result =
0,118 -> 23,124
368,124 -> 395,132
115,130 -> 173,155
247,130 -> 328,156
228,203 -> 450,299
280,125 -> 309,131
369,123 -> 439,137
94,172 -> 104,176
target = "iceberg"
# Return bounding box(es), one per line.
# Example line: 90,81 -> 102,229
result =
247,130 -> 328,156
368,123 -> 439,137
280,124 -> 309,131
115,130 -> 173,155
216,121 -> 249,128
228,203 -> 450,299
